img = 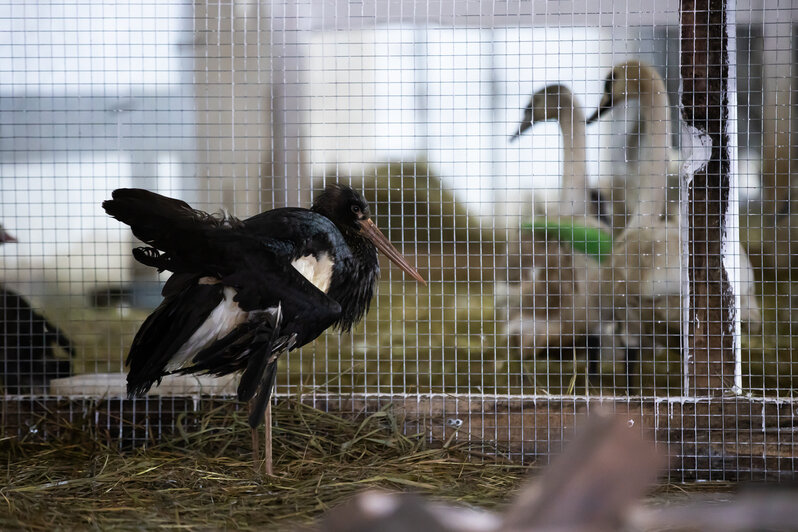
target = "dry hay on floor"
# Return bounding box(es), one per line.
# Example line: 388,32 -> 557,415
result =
0,398 -> 744,531
0,399 -> 527,530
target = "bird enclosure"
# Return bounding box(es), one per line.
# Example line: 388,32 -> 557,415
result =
1,0 -> 797,484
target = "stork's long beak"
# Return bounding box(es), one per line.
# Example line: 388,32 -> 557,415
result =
359,218 -> 427,285
586,93 -> 614,124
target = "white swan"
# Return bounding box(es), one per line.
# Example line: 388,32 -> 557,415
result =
588,61 -> 762,380
587,65 -> 682,231
504,84 -> 607,360
511,84 -> 612,227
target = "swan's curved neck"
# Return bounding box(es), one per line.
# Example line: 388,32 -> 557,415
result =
556,98 -> 589,216
629,75 -> 673,227
639,78 -> 672,163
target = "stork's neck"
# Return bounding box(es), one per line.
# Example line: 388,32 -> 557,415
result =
556,99 -> 590,218
628,75 -> 673,228
328,235 -> 379,332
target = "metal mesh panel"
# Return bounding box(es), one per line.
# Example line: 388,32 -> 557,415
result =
0,0 -> 796,480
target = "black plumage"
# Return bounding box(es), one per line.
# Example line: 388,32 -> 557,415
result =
0,288 -> 75,394
104,184 -> 424,427
0,227 -> 74,394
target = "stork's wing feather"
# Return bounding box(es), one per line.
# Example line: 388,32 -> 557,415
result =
203,240 -> 343,418
104,190 -> 353,274
102,189 -> 231,255
247,350 -> 281,428
243,208 -> 354,264
126,280 -> 225,396
185,245 -> 343,378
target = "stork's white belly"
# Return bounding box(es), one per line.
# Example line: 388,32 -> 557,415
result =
167,286 -> 249,370
291,252 -> 334,293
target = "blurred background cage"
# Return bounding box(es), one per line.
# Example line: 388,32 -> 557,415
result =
0,0 -> 796,481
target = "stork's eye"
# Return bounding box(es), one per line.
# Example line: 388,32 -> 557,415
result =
351,205 -> 361,214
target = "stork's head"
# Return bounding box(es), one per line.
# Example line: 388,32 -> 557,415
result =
313,184 -> 426,285
313,184 -> 372,233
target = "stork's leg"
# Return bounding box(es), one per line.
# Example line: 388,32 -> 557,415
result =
249,401 -> 260,470
263,401 -> 273,476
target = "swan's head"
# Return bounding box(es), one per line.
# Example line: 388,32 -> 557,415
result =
510,84 -> 575,140
586,60 -> 667,124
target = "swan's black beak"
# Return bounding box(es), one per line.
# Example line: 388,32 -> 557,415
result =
510,106 -> 535,141
588,72 -> 618,124
586,92 -> 615,124
510,121 -> 533,141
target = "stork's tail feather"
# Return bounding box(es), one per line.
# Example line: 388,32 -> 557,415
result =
238,304 -> 283,402
127,380 -> 156,399
247,363 -> 279,429
103,188 -> 193,243
103,188 -> 235,257
125,282 -> 226,399
235,304 -> 292,428
132,246 -> 173,272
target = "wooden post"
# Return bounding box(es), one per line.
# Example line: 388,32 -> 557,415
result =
680,0 -> 737,395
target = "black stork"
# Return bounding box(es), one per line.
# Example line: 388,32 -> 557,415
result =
0,225 -> 75,393
103,184 -> 425,468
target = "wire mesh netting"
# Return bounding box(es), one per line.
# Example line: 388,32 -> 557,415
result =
0,0 -> 796,481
